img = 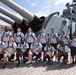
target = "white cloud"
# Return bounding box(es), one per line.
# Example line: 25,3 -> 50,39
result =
34,9 -> 51,17
26,0 -> 36,7
26,0 -> 52,17
54,0 -> 72,6
34,0 -> 52,17
31,3 -> 36,7
34,12 -> 48,17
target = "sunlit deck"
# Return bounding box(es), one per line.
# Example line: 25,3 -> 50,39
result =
0,51 -> 76,75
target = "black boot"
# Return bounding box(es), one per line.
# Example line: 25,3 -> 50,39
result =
16,62 -> 20,67
3,63 -> 7,69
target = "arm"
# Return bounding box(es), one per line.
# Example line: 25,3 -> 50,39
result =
12,42 -> 17,55
31,49 -> 37,54
14,34 -> 16,42
11,48 -> 16,55
37,43 -> 42,53
37,48 -> 42,53
31,49 -> 40,55
46,35 -> 49,42
57,48 -> 65,56
21,33 -> 24,38
52,51 -> 56,58
68,40 -> 72,48
37,35 -> 40,42
48,38 -> 50,42
25,48 -> 29,53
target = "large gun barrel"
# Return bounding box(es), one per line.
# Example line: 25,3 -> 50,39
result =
0,6 -> 23,24
0,14 -> 18,32
1,0 -> 45,32
1,0 -> 34,22
0,14 -> 15,25
0,6 -> 30,33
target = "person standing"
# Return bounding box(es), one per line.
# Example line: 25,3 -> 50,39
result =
71,31 -> 76,64
38,28 -> 48,51
25,28 -> 36,49
48,28 -> 58,49
1,26 -> 12,43
14,28 -> 24,45
59,29 -> 70,46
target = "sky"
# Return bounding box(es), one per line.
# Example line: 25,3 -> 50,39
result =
0,0 -> 72,26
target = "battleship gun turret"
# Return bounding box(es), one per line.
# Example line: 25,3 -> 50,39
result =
0,14 -> 20,32
1,0 -> 45,33
1,0 -> 72,35
0,14 -> 15,26
0,6 -> 29,33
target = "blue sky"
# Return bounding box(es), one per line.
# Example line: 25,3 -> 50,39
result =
0,0 -> 72,25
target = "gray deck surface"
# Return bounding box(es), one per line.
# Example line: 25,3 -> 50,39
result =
0,61 -> 76,75
0,51 -> 76,75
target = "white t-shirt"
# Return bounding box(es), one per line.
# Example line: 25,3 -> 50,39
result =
30,42 -> 42,51
2,31 -> 12,42
59,34 -> 69,45
44,46 -> 56,56
14,32 -> 24,43
25,32 -> 36,43
57,44 -> 69,52
71,37 -> 76,47
0,41 -> 5,54
49,33 -> 58,44
3,42 -> 17,54
18,42 -> 29,53
38,33 -> 48,44
0,33 -> 2,38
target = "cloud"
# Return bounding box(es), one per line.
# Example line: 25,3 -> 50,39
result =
34,0 -> 52,17
26,0 -> 36,7
54,0 -> 72,6
26,0 -> 52,17
31,3 -> 36,7
34,8 -> 51,17
34,12 -> 48,17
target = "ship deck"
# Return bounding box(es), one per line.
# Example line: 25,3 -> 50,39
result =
0,51 -> 76,75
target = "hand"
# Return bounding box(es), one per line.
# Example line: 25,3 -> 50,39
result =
35,52 -> 39,55
50,56 -> 53,59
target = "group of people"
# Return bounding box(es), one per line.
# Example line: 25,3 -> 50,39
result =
0,26 -> 76,69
